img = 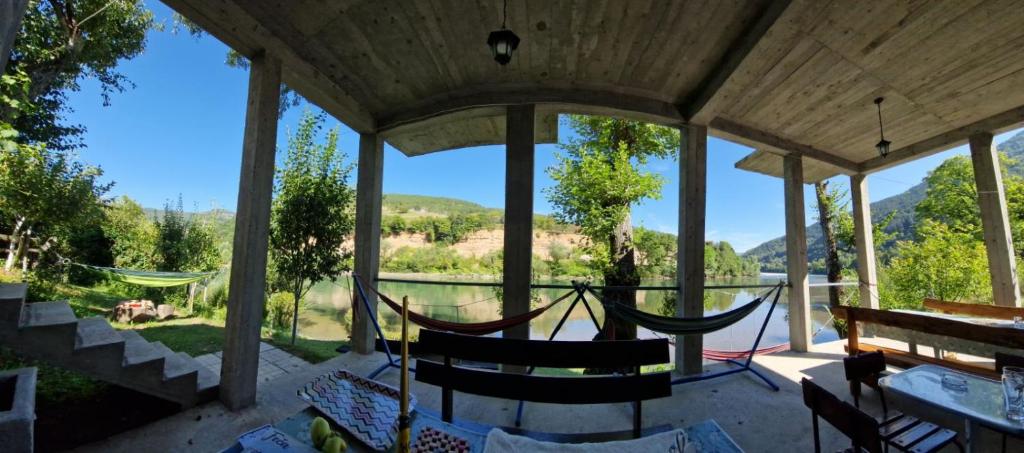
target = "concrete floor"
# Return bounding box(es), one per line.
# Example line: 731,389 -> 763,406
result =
194,342 -> 310,386
71,340 -> 1017,452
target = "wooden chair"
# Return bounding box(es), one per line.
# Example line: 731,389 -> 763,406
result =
841,352 -> 963,453
414,329 -> 672,439
802,377 -> 883,453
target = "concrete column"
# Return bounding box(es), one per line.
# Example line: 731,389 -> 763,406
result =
0,0 -> 28,74
221,52 -> 281,411
677,124 -> 707,376
850,174 -> 879,309
970,132 -> 1022,307
503,104 -> 535,342
784,155 -> 811,352
351,132 -> 385,353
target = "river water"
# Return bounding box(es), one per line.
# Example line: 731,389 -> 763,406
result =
297,273 -> 842,362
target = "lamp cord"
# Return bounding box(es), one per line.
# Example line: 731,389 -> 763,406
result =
502,0 -> 508,29
876,102 -> 886,141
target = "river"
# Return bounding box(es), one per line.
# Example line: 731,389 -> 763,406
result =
296,273 -> 842,362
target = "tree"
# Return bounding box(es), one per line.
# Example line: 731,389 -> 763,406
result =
814,181 -> 845,310
0,124 -> 109,271
154,196 -> 219,273
545,115 -> 678,341
270,111 -> 356,343
102,195 -> 157,270
2,0 -> 155,150
886,220 -> 991,308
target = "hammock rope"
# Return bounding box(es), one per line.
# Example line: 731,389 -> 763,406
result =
354,274 -> 573,336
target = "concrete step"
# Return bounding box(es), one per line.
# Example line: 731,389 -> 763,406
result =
193,353 -> 220,402
16,301 -> 78,351
151,342 -> 198,390
120,330 -> 164,367
0,283 -> 27,326
75,317 -> 124,351
20,300 -> 76,328
70,317 -> 126,373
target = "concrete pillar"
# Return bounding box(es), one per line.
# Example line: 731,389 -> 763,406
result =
784,154 -> 811,352
0,0 -> 28,74
970,132 -> 1022,307
351,132 -> 385,353
677,124 -> 707,375
221,52 -> 281,411
850,174 -> 879,309
503,104 -> 535,342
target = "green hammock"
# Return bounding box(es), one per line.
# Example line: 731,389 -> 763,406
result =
600,292 -> 768,336
76,264 -> 216,288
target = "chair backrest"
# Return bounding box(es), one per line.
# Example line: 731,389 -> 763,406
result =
414,329 -> 672,436
802,378 -> 882,453
844,350 -> 886,382
996,352 -> 1024,373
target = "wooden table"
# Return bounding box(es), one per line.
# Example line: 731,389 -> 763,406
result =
268,407 -> 744,452
880,364 -> 1024,453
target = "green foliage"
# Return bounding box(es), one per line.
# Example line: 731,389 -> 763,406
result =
154,197 -> 220,273
103,197 -> 158,269
269,110 -> 356,339
3,0 -> 155,150
265,292 -> 297,330
885,220 -> 992,308
704,241 -> 760,277
381,246 -> 497,274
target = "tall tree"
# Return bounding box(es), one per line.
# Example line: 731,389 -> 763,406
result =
814,181 -> 845,310
546,115 -> 678,341
2,0 -> 154,150
270,111 -> 356,344
0,124 -> 109,271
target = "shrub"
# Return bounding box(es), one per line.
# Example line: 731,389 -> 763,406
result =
265,292 -> 300,330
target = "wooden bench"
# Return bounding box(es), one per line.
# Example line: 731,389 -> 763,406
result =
835,306 -> 1024,379
923,298 -> 1024,319
414,329 -> 672,439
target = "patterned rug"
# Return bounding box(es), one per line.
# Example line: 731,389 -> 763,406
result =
298,369 -> 416,451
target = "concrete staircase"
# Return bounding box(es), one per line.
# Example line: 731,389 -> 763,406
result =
0,283 -> 218,408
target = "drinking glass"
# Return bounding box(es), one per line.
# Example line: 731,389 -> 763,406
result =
1003,366 -> 1024,421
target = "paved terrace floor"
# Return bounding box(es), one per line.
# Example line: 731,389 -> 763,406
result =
72,340 -> 1017,452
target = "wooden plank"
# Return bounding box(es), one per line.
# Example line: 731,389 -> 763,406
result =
221,52 -> 281,411
785,155 -> 811,352
923,298 -> 1024,320
351,133 -> 384,354
415,360 -> 672,404
849,343 -> 999,380
850,174 -> 879,309
710,117 -> 858,172
834,307 -> 1024,349
970,132 -> 1022,307
678,124 -> 707,375
503,105 -> 534,344
859,105 -> 1024,173
416,330 -> 669,368
683,0 -> 793,121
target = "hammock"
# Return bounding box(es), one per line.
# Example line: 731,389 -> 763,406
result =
599,291 -> 766,336
355,275 -> 571,336
75,264 -> 216,288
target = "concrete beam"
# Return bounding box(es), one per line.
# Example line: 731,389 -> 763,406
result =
850,174 -> 879,309
682,0 -> 793,122
0,0 -> 28,74
710,117 -> 859,172
221,52 -> 281,411
677,124 -> 707,376
970,132 -> 1022,307
351,132 -> 385,353
503,104 -> 535,343
784,155 -> 811,352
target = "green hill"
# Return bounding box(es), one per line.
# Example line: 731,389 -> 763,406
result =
744,130 -> 1024,272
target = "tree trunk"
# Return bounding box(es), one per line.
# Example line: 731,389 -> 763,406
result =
600,211 -> 639,341
4,217 -> 24,271
291,285 -> 301,345
815,182 -> 846,338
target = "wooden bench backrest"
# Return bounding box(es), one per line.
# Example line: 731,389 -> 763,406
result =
802,378 -> 882,453
923,298 -> 1024,320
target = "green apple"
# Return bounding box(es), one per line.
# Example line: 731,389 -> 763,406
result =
310,417 -> 331,448
321,435 -> 344,453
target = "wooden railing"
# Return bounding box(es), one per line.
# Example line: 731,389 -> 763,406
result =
834,306 -> 1024,379
922,298 -> 1024,319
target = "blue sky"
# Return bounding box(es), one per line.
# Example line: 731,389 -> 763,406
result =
63,3 -> 1022,253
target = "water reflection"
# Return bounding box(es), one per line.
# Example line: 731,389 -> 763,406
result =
300,273 -> 840,362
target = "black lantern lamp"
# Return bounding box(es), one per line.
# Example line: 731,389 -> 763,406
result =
488,0 -> 520,65
874,97 -> 891,158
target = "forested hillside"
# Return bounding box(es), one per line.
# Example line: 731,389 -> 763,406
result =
745,130 -> 1024,272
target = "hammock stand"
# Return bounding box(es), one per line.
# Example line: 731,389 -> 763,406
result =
583,281 -> 786,391
351,275 -> 601,380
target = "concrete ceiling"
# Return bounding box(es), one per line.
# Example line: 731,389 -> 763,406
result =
164,0 -> 1024,176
